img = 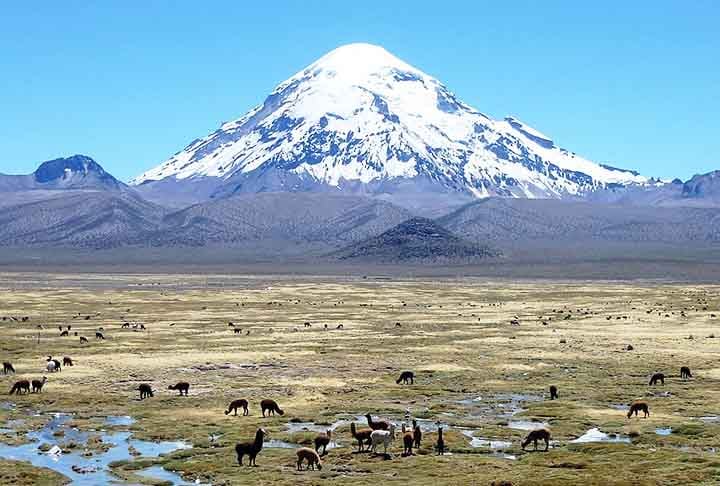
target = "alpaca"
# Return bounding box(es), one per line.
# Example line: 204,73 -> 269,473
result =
31,376 -> 47,393
235,428 -> 266,466
260,399 -> 284,417
370,425 -> 395,455
436,427 -> 446,455
63,357 -> 73,367
396,371 -> 415,385
680,366 -> 692,379
649,373 -> 665,386
350,422 -> 373,452
365,413 -> 390,430
296,447 -> 323,471
627,401 -> 650,418
233,328 -> 242,334
60,330 -> 69,337
168,382 -> 190,396
138,384 -> 154,399
225,399 -> 250,416
9,380 -> 30,395
412,420 -> 422,448
95,332 -> 105,340
521,429 -> 551,451
402,424 -> 414,456
2,362 -> 14,374
336,324 -> 344,330
80,336 -> 88,343
46,361 -> 57,373
121,322 -> 130,328
314,430 -> 332,456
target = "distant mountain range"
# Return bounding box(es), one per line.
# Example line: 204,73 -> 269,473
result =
0,44 -> 718,261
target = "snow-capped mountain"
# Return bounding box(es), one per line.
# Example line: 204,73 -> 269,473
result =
132,43 -> 647,204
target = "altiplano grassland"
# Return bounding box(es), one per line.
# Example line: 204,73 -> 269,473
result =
0,273 -> 719,485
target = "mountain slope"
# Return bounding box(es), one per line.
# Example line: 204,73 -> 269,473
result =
150,193 -> 412,246
334,217 -> 499,262
132,43 -> 647,206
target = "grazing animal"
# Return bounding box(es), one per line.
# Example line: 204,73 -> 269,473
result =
627,401 -> 650,418
260,399 -> 284,417
350,422 -> 373,452
296,447 -> 322,471
80,336 -> 88,344
95,332 -> 105,340
304,322 -> 311,328
168,382 -> 190,396
336,324 -> 344,330
396,371 -> 415,385
314,430 -> 332,456
63,357 -> 73,367
235,428 -> 266,466
60,330 -> 69,337
370,425 -> 395,455
9,380 -> 30,395
549,385 -> 559,400
225,399 -> 250,416
365,413 -> 391,431
31,376 -> 47,393
233,328 -> 242,334
412,420 -> 422,448
680,366 -> 692,379
521,429 -> 551,451
436,427 -> 446,455
402,424 -> 414,456
2,362 -> 14,374
46,361 -> 58,373
121,323 -> 130,328
137,384 -> 154,399
649,373 -> 665,386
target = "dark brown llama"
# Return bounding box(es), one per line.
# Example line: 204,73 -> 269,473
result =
521,429 -> 551,451
225,399 -> 250,416
235,428 -> 266,466
396,371 -> 415,385
168,382 -> 190,396
627,401 -> 650,418
260,399 -> 284,417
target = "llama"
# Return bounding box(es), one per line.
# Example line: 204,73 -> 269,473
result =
63,357 -> 73,367
365,413 -> 390,430
46,361 -> 58,373
2,362 -> 14,374
412,420 -> 422,448
225,399 -> 250,416
370,425 -> 395,455
680,366 -> 692,379
168,382 -> 190,396
60,330 -> 69,337
260,399 -> 284,417
396,371 -> 415,385
80,336 -> 88,344
402,424 -> 414,456
350,422 -> 373,452
32,376 -> 47,393
121,322 -> 130,328
95,332 -> 105,340
314,430 -> 332,456
296,447 -> 322,471
649,373 -> 665,386
138,384 -> 154,399
521,429 -> 551,451
549,385 -> 558,400
9,380 -> 30,395
436,427 -> 446,455
235,428 -> 266,466
627,401 -> 650,418
233,328 -> 242,334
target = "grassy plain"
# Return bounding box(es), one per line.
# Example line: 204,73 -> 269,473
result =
0,273 -> 719,485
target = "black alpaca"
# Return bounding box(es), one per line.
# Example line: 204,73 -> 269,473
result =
63,357 -> 74,367
436,427 -> 446,455
137,384 -> 154,399
168,382 -> 190,396
95,332 -> 105,340
260,399 -> 284,417
412,419 -> 422,448
9,380 -> 30,395
235,428 -> 266,466
649,373 -> 665,385
549,385 -> 559,400
2,362 -> 14,374
32,376 -> 47,393
225,399 -> 250,416
680,366 -> 692,379
396,371 -> 415,385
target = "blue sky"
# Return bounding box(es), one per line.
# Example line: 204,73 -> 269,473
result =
2,1 -> 718,181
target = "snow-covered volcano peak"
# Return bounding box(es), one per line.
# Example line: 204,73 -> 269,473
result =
132,44 -> 648,202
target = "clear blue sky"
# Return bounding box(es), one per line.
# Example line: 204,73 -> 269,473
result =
2,1 -> 718,181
